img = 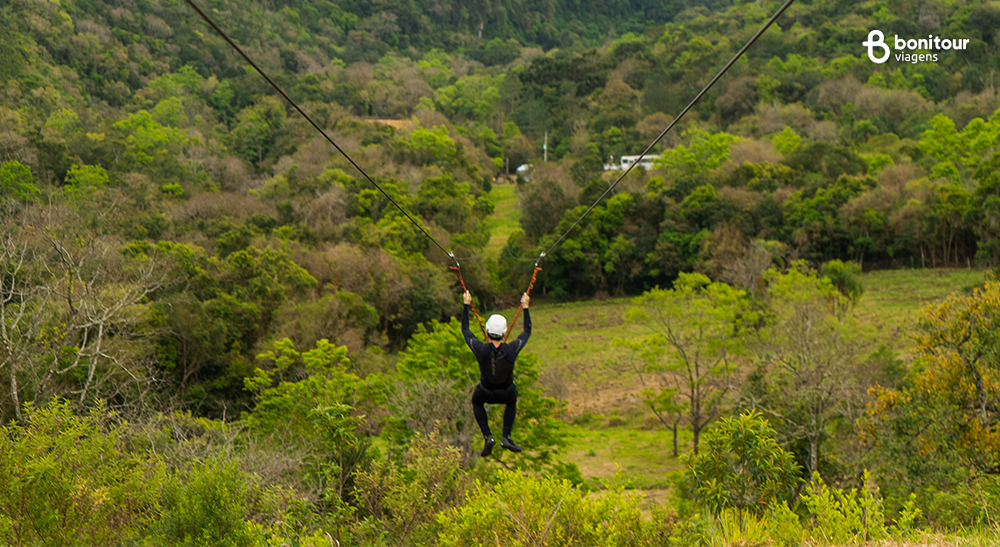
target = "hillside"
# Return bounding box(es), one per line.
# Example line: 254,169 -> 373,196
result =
3,0 -> 1000,542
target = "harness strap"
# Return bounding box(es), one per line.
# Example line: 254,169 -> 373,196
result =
503,264 -> 542,342
450,264 -> 488,340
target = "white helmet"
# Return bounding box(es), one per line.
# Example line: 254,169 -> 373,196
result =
485,314 -> 507,340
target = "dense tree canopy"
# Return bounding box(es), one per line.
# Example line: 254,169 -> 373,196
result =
2,0 -> 1000,542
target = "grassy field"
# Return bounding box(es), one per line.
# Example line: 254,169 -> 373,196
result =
477,195 -> 989,512
562,413 -> 691,506
851,268 -> 985,353
483,183 -> 521,256
513,268 -> 988,491
518,296 -> 634,411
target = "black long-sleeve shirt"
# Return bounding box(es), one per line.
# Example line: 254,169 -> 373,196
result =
463,304 -> 531,389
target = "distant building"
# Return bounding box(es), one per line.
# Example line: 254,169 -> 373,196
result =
604,155 -> 660,171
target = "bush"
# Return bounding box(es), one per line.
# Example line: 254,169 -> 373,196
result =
437,470 -> 669,546
765,502 -> 805,546
702,503 -> 803,547
801,471 -> 888,544
920,476 -> 1000,529
683,410 -> 800,517
353,435 -> 472,546
161,182 -> 185,197
151,457 -> 273,547
397,126 -> 457,165
0,160 -> 40,203
245,339 -> 373,513
820,259 -> 864,302
0,399 -> 165,546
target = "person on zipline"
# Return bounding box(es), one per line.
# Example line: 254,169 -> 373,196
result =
462,290 -> 531,457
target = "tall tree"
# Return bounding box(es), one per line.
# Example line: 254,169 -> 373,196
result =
0,220 -> 169,421
624,272 -> 752,454
862,280 -> 1000,477
747,265 -> 868,477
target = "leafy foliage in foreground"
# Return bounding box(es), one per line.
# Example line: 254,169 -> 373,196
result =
0,401 -> 164,547
684,411 -> 800,518
438,470 -> 671,546
862,281 -> 1000,491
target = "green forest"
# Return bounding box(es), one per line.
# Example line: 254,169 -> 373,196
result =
2,0 -> 1000,542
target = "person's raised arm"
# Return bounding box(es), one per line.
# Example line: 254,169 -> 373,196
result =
461,290 -> 481,350
513,293 -> 531,352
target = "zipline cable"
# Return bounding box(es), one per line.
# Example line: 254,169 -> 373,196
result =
540,0 -> 797,261
182,0 -> 456,265
492,0 -> 794,331
185,0 -> 794,337
449,264 -> 488,339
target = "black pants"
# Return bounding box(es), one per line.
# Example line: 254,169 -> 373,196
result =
471,383 -> 517,439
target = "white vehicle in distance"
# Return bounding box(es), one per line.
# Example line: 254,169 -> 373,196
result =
603,155 -> 660,171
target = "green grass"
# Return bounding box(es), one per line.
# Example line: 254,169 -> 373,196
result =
899,531 -> 1000,546
517,268 -> 988,399
516,297 -> 634,395
512,268 -> 988,491
563,418 -> 687,490
852,268 -> 985,352
483,184 -> 521,256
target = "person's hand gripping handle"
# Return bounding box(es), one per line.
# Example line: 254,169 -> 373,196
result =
521,293 -> 529,309
463,290 -> 472,305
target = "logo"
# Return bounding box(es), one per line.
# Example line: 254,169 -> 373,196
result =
863,30 -> 890,64
863,30 -> 970,64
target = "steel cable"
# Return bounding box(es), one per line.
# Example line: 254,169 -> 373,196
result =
183,0 -> 456,265
541,0 -> 797,260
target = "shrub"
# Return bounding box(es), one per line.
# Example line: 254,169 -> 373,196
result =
704,502 -> 803,547
709,509 -> 769,547
0,160 -> 40,203
819,259 -> 864,302
353,435 -> 472,546
161,182 -> 185,197
437,470 -> 668,546
765,502 -> 804,546
398,126 -> 456,165
245,339 -> 373,512
801,471 -> 888,544
151,457 -> 273,547
683,410 -> 800,518
920,476 -> 1000,529
0,399 -> 165,546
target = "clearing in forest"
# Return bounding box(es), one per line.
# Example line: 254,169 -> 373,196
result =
483,183 -> 522,255
513,268 -> 985,491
